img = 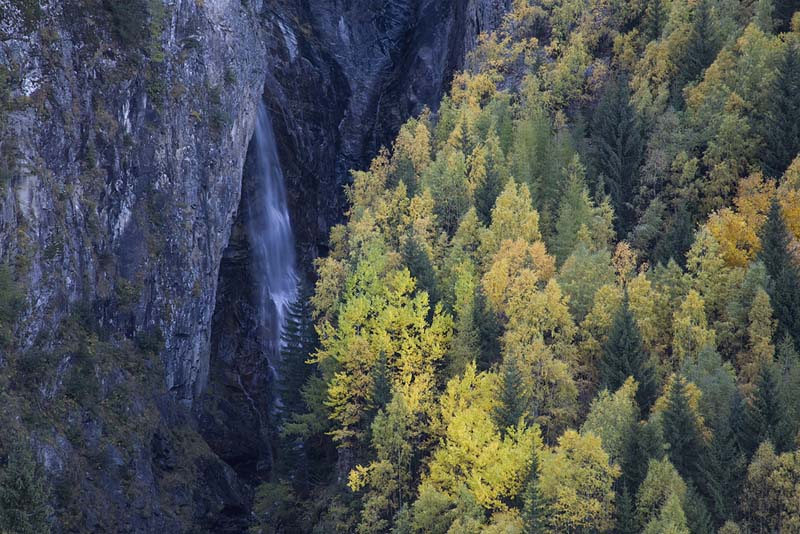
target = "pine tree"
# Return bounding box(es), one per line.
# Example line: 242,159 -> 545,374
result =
591,75 -> 644,236
521,448 -> 548,534
0,440 -> 51,534
759,200 -> 800,350
601,295 -> 657,411
494,355 -> 528,432
662,376 -> 705,485
761,42 -> 800,178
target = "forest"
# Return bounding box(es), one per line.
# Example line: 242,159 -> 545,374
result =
254,0 -> 800,533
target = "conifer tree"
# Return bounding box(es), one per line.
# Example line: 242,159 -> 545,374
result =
742,362 -> 788,454
679,0 -> 720,94
474,133 -> 508,226
761,42 -> 800,178
474,288 -> 502,370
280,282 -> 318,419
684,483 -> 714,534
699,416 -> 745,524
662,376 -> 705,484
601,295 -> 657,411
759,200 -> 800,349
0,440 -> 51,534
616,484 -> 637,534
494,355 -> 528,432
521,448 -> 548,534
653,205 -> 695,268
402,233 -> 439,305
591,74 -> 644,236
553,157 -> 594,263
621,420 -> 664,494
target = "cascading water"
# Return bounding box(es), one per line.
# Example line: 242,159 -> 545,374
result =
247,103 -> 298,401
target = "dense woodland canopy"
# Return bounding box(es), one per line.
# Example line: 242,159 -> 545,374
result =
253,1 -> 800,532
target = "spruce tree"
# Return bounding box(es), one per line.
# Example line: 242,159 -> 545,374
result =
679,0 -> 720,94
761,42 -> 800,178
601,295 -> 657,411
494,356 -> 528,432
653,204 -> 694,268
0,440 -> 51,534
553,157 -> 593,264
279,282 -> 318,419
621,421 -> 664,494
742,362 -> 788,454
402,234 -> 439,305
616,484 -> 637,534
474,289 -> 502,371
759,200 -> 800,350
662,376 -> 705,484
684,483 -> 715,534
591,74 -> 644,236
699,416 -> 745,524
521,449 -> 548,534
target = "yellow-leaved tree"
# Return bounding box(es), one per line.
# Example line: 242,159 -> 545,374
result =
539,429 -> 621,532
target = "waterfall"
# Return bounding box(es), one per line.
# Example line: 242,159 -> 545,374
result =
247,103 -> 298,394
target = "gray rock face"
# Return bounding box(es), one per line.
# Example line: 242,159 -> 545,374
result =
0,0 -> 267,402
0,0 -> 510,530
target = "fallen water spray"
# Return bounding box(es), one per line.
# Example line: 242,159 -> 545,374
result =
247,104 -> 298,398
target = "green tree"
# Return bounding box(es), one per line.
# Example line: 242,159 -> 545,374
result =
759,199 -> 800,349
662,376 -> 705,484
683,483 -> 714,534
636,457 -> 688,533
679,0 -> 721,94
402,233 -> 439,305
421,149 -> 470,235
521,447 -> 548,534
494,355 -> 529,432
699,417 -> 745,524
474,132 -> 509,226
761,42 -> 800,178
601,296 -> 657,411
552,157 -> 594,263
616,484 -> 637,534
280,282 -> 319,419
742,363 -> 789,455
0,440 -> 51,534
558,245 -> 616,323
581,377 -> 639,463
653,205 -> 695,268
591,74 -> 644,236
474,287 -> 503,371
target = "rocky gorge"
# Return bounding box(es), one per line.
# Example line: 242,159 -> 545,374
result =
0,0 -> 510,531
